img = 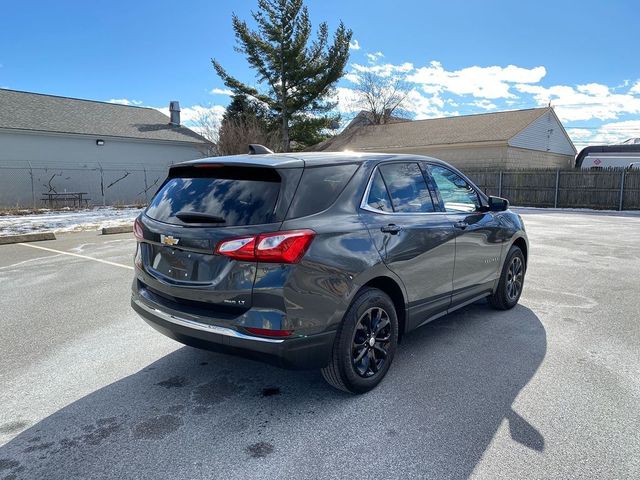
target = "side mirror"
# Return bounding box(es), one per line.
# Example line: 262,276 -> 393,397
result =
488,196 -> 509,212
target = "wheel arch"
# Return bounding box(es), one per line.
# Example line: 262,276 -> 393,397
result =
360,276 -> 407,341
511,236 -> 528,267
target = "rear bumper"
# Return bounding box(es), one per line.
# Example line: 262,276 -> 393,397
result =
131,291 -> 335,370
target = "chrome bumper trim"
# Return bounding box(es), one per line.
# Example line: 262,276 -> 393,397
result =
133,298 -> 285,344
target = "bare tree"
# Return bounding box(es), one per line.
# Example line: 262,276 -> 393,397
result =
352,71 -> 411,124
216,115 -> 280,156
192,111 -> 220,156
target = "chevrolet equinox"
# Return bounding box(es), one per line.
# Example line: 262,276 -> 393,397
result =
131,152 -> 528,393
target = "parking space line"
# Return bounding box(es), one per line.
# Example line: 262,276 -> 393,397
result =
17,242 -> 134,270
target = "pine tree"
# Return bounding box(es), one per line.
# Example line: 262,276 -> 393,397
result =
212,0 -> 352,152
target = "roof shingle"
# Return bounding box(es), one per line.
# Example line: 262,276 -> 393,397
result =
0,88 -> 207,144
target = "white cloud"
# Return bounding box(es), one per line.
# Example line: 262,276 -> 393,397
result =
352,62 -> 414,78
349,39 -> 361,50
334,87 -> 361,114
209,88 -> 234,96
403,89 -> 452,119
568,120 -> 640,147
153,104 -> 226,126
470,99 -> 498,110
515,82 -> 640,121
630,81 -> 640,95
366,51 -> 384,64
107,98 -> 143,106
343,72 -> 360,83
406,61 -> 546,99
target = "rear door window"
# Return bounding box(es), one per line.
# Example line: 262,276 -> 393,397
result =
378,163 -> 435,213
145,166 -> 281,226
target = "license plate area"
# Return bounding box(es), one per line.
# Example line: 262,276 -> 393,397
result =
147,245 -> 208,283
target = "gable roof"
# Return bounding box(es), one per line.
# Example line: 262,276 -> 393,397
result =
314,107 -> 552,151
0,88 -> 207,144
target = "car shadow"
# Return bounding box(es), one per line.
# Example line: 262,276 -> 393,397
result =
0,303 -> 546,479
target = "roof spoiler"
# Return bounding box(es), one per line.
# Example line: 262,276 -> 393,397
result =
248,144 -> 274,155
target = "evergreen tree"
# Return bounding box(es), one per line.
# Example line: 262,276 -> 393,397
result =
212,0 -> 352,151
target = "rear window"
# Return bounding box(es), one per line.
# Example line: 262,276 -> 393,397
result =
145,166 -> 281,226
286,164 -> 358,219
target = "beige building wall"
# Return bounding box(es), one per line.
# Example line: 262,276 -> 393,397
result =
410,145 -> 508,170
505,147 -> 573,169
366,144 -> 508,170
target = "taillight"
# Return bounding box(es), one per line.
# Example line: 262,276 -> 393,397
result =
134,218 -> 144,241
215,235 -> 256,261
215,229 -> 315,263
255,230 -> 316,263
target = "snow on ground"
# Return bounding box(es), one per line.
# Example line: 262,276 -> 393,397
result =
0,207 -> 143,236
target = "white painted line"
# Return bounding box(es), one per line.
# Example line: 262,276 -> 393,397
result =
17,243 -> 134,270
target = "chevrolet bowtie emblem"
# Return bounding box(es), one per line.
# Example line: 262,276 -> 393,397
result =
160,234 -> 179,246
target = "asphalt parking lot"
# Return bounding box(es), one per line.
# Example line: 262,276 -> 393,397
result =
1,210 -> 639,479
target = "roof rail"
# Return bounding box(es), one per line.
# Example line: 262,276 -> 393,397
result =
248,144 -> 274,155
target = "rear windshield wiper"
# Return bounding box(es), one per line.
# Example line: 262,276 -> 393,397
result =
175,212 -> 226,224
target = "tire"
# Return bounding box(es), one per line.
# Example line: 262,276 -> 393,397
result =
489,245 -> 526,310
321,287 -> 399,394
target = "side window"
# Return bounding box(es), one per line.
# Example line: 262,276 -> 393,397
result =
286,164 -> 358,218
429,165 -> 480,213
365,170 -> 393,212
378,163 -> 435,213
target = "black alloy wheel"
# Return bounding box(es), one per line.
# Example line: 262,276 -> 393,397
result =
351,307 -> 392,378
506,256 -> 524,301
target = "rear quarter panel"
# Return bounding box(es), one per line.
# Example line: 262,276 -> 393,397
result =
255,161 -> 406,336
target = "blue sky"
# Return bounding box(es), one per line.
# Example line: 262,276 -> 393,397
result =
1,0 -> 639,148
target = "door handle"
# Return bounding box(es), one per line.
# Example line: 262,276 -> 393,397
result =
454,221 -> 468,230
380,224 -> 402,235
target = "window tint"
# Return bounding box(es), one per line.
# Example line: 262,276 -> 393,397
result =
378,163 -> 435,213
286,164 -> 358,218
365,170 -> 393,212
429,165 -> 480,213
146,166 -> 281,226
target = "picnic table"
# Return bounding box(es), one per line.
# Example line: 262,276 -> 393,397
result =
40,192 -> 91,208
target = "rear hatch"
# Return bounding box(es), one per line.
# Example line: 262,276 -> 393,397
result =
135,162 -> 302,316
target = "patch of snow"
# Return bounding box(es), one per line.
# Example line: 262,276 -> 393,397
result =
0,207 -> 144,236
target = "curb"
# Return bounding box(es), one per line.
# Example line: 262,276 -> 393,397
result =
101,225 -> 133,235
0,232 -> 57,245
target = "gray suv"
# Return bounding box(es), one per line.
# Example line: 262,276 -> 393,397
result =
131,152 -> 528,393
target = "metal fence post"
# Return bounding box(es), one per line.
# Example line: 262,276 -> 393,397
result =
27,160 -> 36,209
619,169 -> 626,211
554,169 -> 560,208
143,167 -> 149,203
498,171 -> 503,197
97,162 -> 106,206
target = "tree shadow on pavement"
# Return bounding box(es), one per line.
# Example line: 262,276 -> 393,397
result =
0,302 -> 546,480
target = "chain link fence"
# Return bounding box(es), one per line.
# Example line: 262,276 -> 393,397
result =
0,162 -> 170,209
